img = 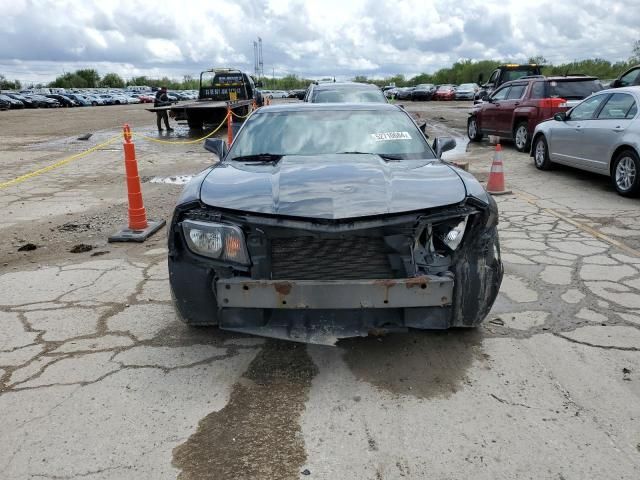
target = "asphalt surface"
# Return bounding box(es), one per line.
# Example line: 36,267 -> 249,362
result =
1,101 -> 639,479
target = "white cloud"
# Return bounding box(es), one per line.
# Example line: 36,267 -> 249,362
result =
0,0 -> 637,84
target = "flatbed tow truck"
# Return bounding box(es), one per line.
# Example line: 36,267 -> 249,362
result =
150,68 -> 261,130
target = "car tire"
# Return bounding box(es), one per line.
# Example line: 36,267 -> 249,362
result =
513,122 -> 530,153
612,149 -> 640,197
467,117 -> 482,141
92,101 -> 97,106
533,135 -> 552,170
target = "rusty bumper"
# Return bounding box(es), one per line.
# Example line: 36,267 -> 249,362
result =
215,276 -> 453,309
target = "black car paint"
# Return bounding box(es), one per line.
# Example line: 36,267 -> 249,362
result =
168,103 -> 503,342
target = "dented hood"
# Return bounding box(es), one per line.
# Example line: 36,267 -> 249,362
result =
199,154 -> 466,220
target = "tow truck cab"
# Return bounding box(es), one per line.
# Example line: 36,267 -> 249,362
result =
475,64 -> 543,101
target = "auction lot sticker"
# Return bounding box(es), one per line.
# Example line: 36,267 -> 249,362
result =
371,131 -> 412,141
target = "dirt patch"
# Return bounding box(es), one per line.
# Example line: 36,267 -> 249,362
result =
341,329 -> 483,399
172,340 -> 318,479
70,244 -> 93,253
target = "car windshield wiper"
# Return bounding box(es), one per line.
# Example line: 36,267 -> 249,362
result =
231,153 -> 283,163
338,151 -> 406,161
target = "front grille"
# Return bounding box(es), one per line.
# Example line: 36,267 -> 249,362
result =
270,236 -> 394,280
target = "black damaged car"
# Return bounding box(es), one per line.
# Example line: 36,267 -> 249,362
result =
168,103 -> 503,344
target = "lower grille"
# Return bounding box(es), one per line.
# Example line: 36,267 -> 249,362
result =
270,236 -> 394,280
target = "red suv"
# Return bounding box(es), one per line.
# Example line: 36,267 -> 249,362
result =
467,75 -> 603,151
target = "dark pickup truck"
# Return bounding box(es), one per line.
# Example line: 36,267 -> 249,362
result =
475,64 -> 543,101
170,68 -> 262,129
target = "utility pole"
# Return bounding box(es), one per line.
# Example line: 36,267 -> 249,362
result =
258,37 -> 264,78
253,41 -> 258,77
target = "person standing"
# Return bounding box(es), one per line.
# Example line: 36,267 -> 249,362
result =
154,86 -> 173,132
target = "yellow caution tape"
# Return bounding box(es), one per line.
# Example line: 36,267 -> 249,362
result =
0,135 -> 121,190
134,112 -> 230,145
230,109 -> 253,119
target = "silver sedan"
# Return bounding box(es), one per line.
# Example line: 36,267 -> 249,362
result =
530,86 -> 640,196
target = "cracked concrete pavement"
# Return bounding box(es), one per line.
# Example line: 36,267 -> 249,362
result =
1,102 -> 639,479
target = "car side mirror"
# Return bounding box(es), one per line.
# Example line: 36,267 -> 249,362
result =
433,137 -> 456,158
477,73 -> 484,84
553,112 -> 567,122
204,138 -> 228,159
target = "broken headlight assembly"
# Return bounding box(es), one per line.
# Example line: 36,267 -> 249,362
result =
182,219 -> 250,265
433,216 -> 468,251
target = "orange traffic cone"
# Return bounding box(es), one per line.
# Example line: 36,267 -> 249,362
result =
109,124 -> 166,242
486,144 -> 512,195
227,107 -> 234,145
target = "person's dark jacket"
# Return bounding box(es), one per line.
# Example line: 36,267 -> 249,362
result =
154,91 -> 171,107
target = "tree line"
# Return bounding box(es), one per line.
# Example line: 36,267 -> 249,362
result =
3,46 -> 639,92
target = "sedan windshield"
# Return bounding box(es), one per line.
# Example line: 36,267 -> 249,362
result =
229,109 -> 434,160
312,89 -> 386,103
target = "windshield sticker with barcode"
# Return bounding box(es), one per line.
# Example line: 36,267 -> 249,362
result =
370,131 -> 412,141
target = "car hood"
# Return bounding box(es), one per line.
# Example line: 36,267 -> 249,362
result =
199,154 -> 467,220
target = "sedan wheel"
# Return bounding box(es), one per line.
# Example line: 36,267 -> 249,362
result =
533,136 -> 551,170
514,122 -> 530,152
467,117 -> 482,141
613,150 -> 640,197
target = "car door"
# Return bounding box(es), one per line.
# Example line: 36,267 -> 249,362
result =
496,83 -> 526,135
578,93 -> 638,173
480,85 -> 510,134
549,93 -> 608,165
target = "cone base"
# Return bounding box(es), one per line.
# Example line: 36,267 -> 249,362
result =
487,189 -> 513,196
108,219 -> 166,243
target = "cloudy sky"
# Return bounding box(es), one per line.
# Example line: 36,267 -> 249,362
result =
1,0 -> 638,84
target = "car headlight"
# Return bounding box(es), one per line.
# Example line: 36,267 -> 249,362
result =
182,220 -> 250,264
434,217 -> 468,251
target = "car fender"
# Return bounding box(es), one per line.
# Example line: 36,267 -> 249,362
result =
512,106 -> 537,132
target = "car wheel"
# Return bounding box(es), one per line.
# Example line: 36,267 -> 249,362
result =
115,100 -> 120,105
514,122 -> 530,152
612,149 -> 640,197
92,101 -> 97,106
467,117 -> 482,141
533,135 -> 552,170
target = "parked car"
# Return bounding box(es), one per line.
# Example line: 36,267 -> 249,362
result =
455,83 -> 478,100
433,85 -> 456,100
5,93 -> 37,108
0,93 -> 25,109
0,97 -> 10,110
64,94 -> 92,106
475,63 -> 543,101
384,87 -> 399,99
270,90 -> 289,98
530,86 -> 640,196
25,94 -> 60,108
168,102 -> 503,343
411,84 -> 436,101
45,94 -> 75,107
84,95 -> 106,106
398,87 -> 417,100
305,82 -> 387,103
468,75 -> 603,152
288,89 -> 306,99
135,93 -> 155,103
609,65 -> 640,89
99,94 -> 115,105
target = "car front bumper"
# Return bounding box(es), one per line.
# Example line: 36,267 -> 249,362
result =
216,276 -> 453,309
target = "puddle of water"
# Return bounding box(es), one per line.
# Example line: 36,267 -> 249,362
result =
148,175 -> 193,185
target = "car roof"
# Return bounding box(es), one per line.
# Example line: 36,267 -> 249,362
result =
599,85 -> 640,96
254,102 -> 403,113
313,82 -> 380,91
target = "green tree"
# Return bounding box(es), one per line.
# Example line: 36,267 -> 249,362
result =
49,72 -> 88,88
75,69 -> 100,87
100,73 -> 125,88
0,75 -> 21,90
528,55 -> 548,65
632,40 -> 640,63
